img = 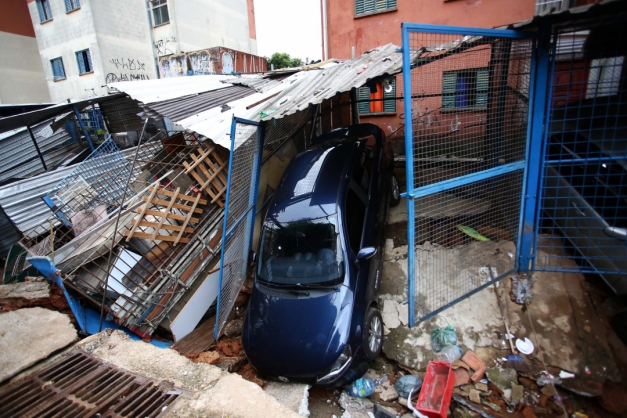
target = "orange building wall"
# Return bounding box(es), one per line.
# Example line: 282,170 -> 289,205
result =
326,0 -> 536,59
247,0 -> 257,40
1,0 -> 36,37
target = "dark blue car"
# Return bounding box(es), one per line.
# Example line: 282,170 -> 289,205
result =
242,124 -> 399,387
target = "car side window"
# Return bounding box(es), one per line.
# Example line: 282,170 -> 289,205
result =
345,188 -> 366,254
351,147 -> 373,194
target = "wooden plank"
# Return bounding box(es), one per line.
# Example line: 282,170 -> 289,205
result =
151,187 -> 179,243
139,208 -> 199,223
142,196 -> 204,214
155,188 -> 207,205
199,160 -> 227,191
184,145 -> 216,173
137,221 -> 194,234
127,182 -> 160,240
172,315 -> 216,354
203,150 -> 229,188
210,186 -> 226,204
125,231 -> 190,244
174,193 -> 202,245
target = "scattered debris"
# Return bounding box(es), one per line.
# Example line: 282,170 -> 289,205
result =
431,325 -> 457,352
511,274 -> 534,305
516,337 -> 535,355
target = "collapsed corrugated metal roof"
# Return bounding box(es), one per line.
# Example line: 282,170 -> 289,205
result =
242,44 -> 409,122
106,46 -> 412,148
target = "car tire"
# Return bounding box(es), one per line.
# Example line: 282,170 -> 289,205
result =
390,173 -> 401,207
363,308 -> 383,360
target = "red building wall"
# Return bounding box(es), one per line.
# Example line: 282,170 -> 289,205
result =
2,0 -> 36,37
323,0 -> 536,137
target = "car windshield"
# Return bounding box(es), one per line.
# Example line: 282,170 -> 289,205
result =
257,214 -> 343,287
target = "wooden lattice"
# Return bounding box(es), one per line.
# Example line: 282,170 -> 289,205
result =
183,144 -> 228,207
125,182 -> 206,245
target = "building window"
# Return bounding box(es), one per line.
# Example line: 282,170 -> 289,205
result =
357,78 -> 396,115
51,58 -> 66,80
586,56 -> 624,99
76,49 -> 93,75
355,0 -> 397,17
64,0 -> 81,12
442,68 -> 489,109
36,0 -> 53,22
151,0 -> 170,26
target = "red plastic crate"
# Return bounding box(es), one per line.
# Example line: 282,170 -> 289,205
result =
416,361 -> 455,418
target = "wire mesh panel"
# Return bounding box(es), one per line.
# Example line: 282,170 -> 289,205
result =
402,24 -> 534,324
215,119 -> 262,338
534,20 -> 627,294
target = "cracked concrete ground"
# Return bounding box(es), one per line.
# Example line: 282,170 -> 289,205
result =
380,237 -> 622,393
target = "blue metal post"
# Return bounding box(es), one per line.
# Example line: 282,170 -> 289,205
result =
247,122 -> 265,256
517,23 -> 552,272
401,24 -> 417,328
214,117 -> 238,339
73,105 -> 95,151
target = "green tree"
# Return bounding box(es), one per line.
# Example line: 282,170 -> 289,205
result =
266,52 -> 304,71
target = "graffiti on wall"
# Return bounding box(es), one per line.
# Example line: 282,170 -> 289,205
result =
105,57 -> 150,84
159,54 -> 188,78
158,47 -> 267,78
155,36 -> 177,57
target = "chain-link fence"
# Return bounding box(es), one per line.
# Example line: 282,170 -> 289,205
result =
402,26 -> 533,323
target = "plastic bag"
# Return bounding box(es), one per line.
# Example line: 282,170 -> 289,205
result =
395,374 -> 423,399
431,326 -> 457,353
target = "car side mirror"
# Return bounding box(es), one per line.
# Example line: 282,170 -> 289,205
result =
356,247 -> 377,261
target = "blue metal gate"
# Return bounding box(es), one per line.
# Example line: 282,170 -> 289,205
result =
401,24 -> 542,326
533,19 -> 627,294
214,117 -> 263,338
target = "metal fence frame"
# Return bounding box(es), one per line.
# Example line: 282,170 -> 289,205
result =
401,23 -> 540,327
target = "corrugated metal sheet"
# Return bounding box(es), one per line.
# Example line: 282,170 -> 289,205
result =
142,85 -> 256,122
228,74 -> 291,93
99,96 -> 145,132
241,44 -> 408,122
0,119 -> 80,183
0,165 -> 76,235
107,75 -> 233,104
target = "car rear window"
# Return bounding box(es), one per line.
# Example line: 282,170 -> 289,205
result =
258,214 -> 344,286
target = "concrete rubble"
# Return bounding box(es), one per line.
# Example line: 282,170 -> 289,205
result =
77,330 -> 300,418
0,307 -> 77,383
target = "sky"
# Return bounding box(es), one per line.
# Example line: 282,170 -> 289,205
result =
254,0 -> 323,63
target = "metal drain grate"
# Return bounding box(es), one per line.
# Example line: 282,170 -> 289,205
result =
0,349 -> 188,418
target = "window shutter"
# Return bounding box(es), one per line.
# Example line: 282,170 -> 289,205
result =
64,0 -> 72,12
44,0 -> 53,19
357,86 -> 371,115
363,0 -> 375,14
75,0 -> 81,8
355,0 -> 364,15
76,51 -> 85,74
387,0 -> 397,9
383,78 -> 396,113
475,69 -> 489,108
442,71 -> 457,108
36,0 -> 46,22
85,50 -> 93,72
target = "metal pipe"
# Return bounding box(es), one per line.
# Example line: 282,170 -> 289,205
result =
26,125 -> 48,171
321,0 -> 329,60
99,117 -> 150,332
73,105 -> 95,151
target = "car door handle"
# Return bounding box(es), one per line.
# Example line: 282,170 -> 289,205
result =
604,227 -> 627,241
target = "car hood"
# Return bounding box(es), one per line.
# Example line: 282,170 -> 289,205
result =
243,283 -> 354,378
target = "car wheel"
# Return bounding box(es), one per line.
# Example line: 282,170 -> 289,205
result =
363,308 -> 383,360
390,173 -> 401,207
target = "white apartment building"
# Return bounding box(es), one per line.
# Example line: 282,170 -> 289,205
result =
27,0 -> 258,103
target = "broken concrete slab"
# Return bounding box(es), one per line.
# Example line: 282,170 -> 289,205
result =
339,391 -> 374,417
76,330 -> 300,417
0,281 -> 50,312
0,307 -> 77,383
486,367 -> 518,392
264,382 -> 310,417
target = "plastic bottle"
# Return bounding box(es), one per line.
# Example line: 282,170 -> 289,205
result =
346,377 -> 375,398
434,345 -> 463,363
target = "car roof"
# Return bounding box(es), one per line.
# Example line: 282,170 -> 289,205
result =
267,140 -> 361,223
